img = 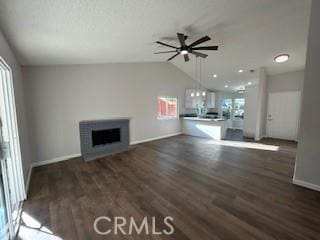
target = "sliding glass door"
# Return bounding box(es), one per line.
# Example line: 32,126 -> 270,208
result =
0,57 -> 26,239
221,98 -> 245,129
0,163 -> 10,240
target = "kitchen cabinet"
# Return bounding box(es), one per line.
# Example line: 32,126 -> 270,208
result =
182,117 -> 227,140
185,89 -> 212,109
185,89 -> 200,108
206,92 -> 216,108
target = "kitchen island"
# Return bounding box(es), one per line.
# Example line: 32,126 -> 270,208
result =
182,117 -> 227,140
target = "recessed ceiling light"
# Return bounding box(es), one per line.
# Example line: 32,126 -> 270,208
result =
274,54 -> 290,63
213,74 -> 218,78
180,50 -> 188,55
248,82 -> 252,85
238,69 -> 244,73
225,85 -> 229,88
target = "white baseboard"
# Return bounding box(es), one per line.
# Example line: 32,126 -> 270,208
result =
26,133 -> 182,194
30,133 -> 183,169
254,135 -> 266,141
130,132 -> 182,145
31,153 -> 81,168
293,177 -> 320,192
25,154 -> 80,197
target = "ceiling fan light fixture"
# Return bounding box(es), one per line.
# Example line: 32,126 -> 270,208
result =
155,33 -> 218,62
180,50 -> 188,55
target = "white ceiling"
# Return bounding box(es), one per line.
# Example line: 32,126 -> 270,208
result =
0,0 -> 311,91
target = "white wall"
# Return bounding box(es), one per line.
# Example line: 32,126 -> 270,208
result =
268,70 -> 304,93
23,63 -> 194,164
0,31 -> 32,184
294,0 -> 320,190
243,85 -> 259,138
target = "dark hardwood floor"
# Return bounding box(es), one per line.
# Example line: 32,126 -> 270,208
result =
18,135 -> 320,240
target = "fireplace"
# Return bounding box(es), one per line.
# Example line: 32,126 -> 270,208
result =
92,128 -> 121,147
79,118 -> 129,161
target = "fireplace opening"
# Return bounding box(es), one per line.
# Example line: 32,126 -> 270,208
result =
92,128 -> 121,147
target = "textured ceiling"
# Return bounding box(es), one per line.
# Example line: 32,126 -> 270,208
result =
0,0 -> 311,91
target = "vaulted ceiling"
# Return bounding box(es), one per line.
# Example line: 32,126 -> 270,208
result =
0,0 -> 311,91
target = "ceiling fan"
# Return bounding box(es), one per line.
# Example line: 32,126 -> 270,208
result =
155,33 -> 218,62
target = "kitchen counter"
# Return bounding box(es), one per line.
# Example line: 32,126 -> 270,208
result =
182,117 -> 227,140
183,117 -> 226,122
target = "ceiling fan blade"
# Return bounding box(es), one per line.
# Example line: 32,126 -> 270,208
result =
167,52 -> 180,61
191,51 -> 208,58
184,54 -> 189,62
177,33 -> 186,47
189,36 -> 211,48
191,46 -> 219,51
156,41 -> 178,49
154,50 -> 177,54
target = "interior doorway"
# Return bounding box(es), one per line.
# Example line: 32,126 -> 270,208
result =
221,97 -> 245,130
0,57 -> 26,239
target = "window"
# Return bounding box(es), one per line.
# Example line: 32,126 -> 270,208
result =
221,99 -> 232,120
233,98 -> 245,120
157,97 -> 178,119
220,98 -> 245,121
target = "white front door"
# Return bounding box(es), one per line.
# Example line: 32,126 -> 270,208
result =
267,91 -> 301,141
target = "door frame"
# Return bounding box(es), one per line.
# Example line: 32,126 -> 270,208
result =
0,56 -> 26,238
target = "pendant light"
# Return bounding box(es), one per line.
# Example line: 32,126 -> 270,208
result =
196,57 -> 200,97
197,57 -> 206,97
200,58 -> 206,96
191,56 -> 206,97
191,56 -> 198,97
